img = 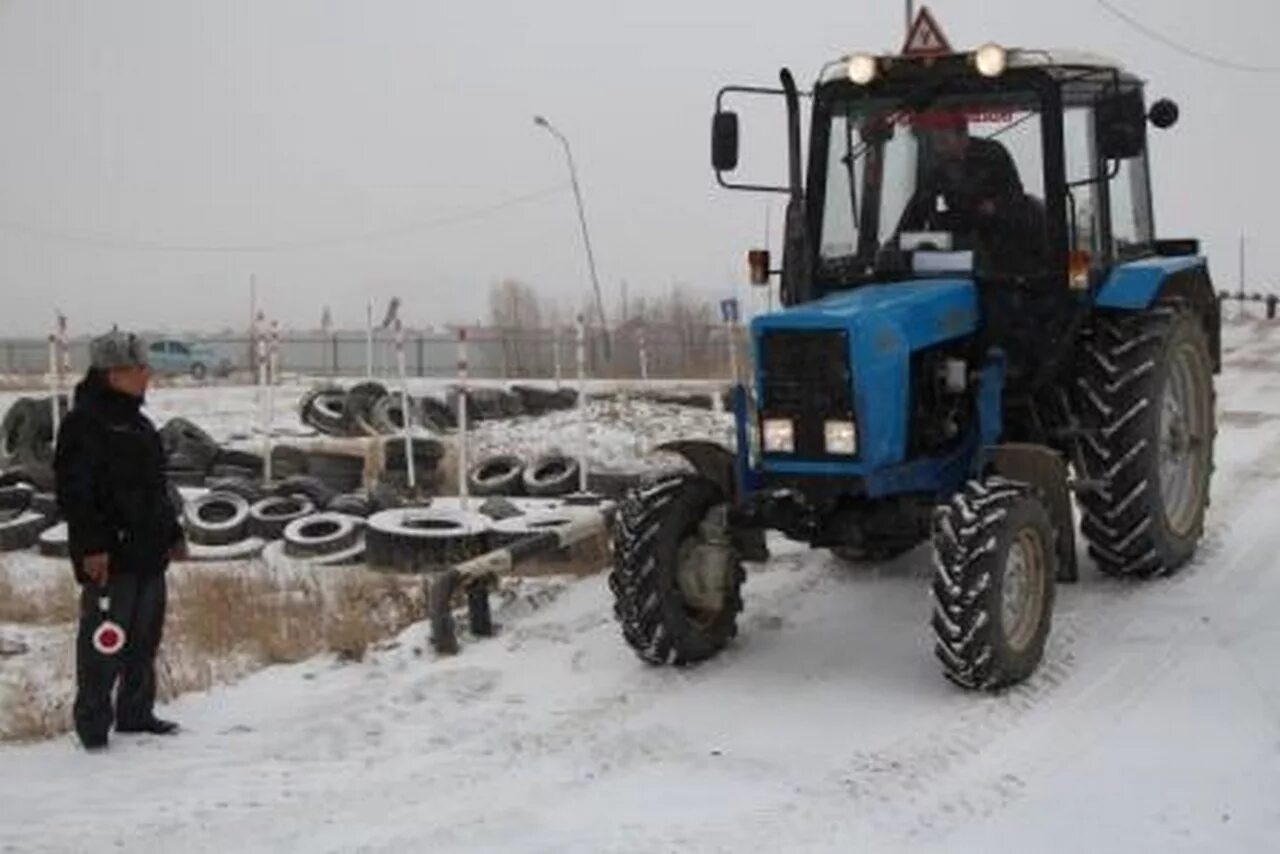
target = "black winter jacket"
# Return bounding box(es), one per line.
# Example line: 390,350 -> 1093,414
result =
53,370 -> 183,581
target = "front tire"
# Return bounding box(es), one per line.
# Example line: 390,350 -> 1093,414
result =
609,475 -> 744,666
1075,307 -> 1215,577
931,478 -> 1056,690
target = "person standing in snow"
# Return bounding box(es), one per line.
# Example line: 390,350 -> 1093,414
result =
54,330 -> 186,751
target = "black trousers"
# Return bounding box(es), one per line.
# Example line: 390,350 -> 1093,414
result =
74,571 -> 167,741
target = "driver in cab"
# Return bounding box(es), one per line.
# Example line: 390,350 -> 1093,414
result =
899,114 -> 1045,276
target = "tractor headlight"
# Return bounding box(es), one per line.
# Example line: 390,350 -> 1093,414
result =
846,53 -> 878,85
974,43 -> 1008,78
762,418 -> 795,454
824,420 -> 857,455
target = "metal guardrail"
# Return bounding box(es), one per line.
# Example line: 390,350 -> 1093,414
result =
0,326 -> 750,382
429,503 -> 614,655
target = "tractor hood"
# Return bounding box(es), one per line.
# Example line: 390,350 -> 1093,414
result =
750,278 -> 978,343
749,278 -> 980,472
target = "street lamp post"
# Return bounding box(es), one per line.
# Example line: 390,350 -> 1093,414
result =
534,115 -> 611,358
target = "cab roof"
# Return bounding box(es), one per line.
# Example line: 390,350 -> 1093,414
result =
819,47 -> 1137,86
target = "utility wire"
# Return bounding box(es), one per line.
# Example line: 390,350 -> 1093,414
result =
1095,0 -> 1280,73
0,183 -> 569,254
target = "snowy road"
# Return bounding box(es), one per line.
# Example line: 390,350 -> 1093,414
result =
3,321 -> 1280,852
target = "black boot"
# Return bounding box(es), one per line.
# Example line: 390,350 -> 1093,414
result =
116,716 -> 179,735
79,732 -> 109,752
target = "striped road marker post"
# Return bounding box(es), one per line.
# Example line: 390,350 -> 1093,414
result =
576,315 -> 588,494
394,316 -> 416,490
255,312 -> 270,484
457,327 -> 470,512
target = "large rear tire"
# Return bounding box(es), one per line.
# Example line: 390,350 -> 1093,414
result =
931,478 -> 1056,690
609,475 -> 744,666
1075,307 -> 1215,577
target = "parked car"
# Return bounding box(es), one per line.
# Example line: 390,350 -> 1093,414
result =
146,339 -> 233,380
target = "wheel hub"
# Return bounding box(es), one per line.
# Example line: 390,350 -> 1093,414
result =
1001,529 -> 1046,653
675,508 -> 734,627
1158,342 -> 1210,537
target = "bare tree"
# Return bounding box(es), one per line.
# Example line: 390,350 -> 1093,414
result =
488,278 -> 544,329
488,279 -> 547,377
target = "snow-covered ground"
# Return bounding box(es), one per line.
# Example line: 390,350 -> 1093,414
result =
3,319 -> 1280,852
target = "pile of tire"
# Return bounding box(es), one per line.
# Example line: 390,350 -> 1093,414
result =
0,396 -> 67,491
0,481 -> 61,553
630,390 -> 732,410
159,418 -> 267,487
447,387 -> 522,422
464,452 -> 611,498
300,381 -> 456,438
366,506 -> 491,573
510,385 -> 578,417
298,381 -> 578,438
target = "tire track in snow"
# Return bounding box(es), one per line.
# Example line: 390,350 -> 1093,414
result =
833,408 -> 1280,843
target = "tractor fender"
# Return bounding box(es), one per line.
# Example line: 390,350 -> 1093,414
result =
1095,257 -> 1220,371
654,439 -> 768,561
986,443 -> 1077,583
654,440 -> 737,501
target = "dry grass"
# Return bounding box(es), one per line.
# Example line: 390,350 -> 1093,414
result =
0,562 -> 426,742
0,572 -> 79,624
0,660 -> 74,742
157,566 -> 425,698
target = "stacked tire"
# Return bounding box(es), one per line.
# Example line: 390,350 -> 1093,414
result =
160,418 -> 220,486
282,512 -> 365,563
0,396 -> 66,490
185,493 -> 252,546
0,483 -> 54,552
299,385 -> 349,436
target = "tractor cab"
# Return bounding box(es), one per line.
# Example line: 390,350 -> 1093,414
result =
805,49 -> 1171,295
714,43 -> 1187,389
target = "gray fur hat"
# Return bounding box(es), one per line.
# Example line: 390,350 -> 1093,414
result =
89,329 -> 149,370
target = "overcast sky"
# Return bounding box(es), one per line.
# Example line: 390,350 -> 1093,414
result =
0,0 -> 1276,336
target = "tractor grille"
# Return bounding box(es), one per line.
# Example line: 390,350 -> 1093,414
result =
758,329 -> 854,457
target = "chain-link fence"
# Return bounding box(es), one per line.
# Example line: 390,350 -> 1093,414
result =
0,324 -> 750,382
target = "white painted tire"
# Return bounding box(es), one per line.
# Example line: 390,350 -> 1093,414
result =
185,492 -> 251,546
248,495 -> 316,540
0,511 -> 49,552
263,537 -> 367,568
37,521 -> 69,558
186,536 -> 267,562
366,507 -> 491,572
283,512 -> 364,558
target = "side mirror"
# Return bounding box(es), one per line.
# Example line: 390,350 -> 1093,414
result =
1097,89 -> 1147,160
1148,98 -> 1180,130
712,111 -> 740,172
747,249 -> 771,285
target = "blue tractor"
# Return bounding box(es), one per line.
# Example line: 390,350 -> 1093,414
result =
608,41 -> 1219,689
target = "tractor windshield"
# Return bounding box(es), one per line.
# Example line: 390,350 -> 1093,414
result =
817,90 -> 1048,284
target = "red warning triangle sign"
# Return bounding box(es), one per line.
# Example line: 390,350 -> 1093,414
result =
902,6 -> 953,56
